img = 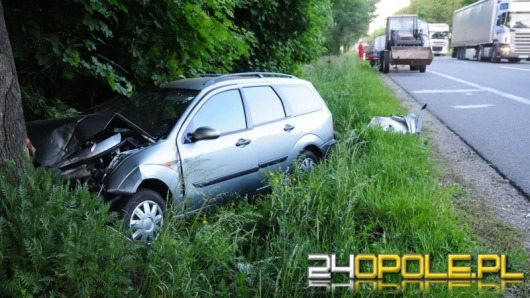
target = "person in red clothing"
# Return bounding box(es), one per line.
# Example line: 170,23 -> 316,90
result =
358,42 -> 364,60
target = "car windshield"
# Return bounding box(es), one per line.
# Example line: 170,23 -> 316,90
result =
92,88 -> 198,138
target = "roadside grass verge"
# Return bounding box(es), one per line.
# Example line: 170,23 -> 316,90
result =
139,55 -> 528,296
1,54 -> 527,296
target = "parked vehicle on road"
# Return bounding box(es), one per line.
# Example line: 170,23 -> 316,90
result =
27,73 -> 337,242
428,23 -> 450,56
378,15 -> 434,73
452,0 -> 530,62
363,43 -> 379,67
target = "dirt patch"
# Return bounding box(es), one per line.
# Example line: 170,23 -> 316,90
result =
382,75 -> 530,251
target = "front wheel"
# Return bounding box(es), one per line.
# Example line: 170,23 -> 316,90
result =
490,46 -> 499,63
121,189 -> 166,242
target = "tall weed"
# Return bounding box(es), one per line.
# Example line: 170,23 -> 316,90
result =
0,165 -> 139,296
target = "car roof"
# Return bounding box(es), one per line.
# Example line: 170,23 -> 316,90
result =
161,77 -> 211,90
161,72 -> 298,91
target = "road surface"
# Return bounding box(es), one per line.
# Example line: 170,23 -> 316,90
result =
386,57 -> 530,196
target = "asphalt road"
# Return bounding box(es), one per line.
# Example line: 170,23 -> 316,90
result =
385,56 -> 530,196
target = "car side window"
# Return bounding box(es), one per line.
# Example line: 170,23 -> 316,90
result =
242,86 -> 285,126
274,84 -> 323,116
190,89 -> 246,134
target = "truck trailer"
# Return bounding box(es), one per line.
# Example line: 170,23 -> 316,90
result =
428,23 -> 450,56
452,0 -> 530,62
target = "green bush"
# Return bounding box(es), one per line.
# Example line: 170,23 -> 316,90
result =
0,165 -> 139,296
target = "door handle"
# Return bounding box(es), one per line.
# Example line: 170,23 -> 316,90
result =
236,138 -> 251,147
284,124 -> 295,132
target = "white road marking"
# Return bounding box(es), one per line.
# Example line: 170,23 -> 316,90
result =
500,66 -> 530,72
452,104 -> 494,109
428,70 -> 530,106
413,89 -> 481,94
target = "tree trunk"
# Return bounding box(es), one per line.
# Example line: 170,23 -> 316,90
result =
0,0 -> 27,172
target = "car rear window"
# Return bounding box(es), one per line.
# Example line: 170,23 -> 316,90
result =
242,86 -> 286,126
274,84 -> 323,116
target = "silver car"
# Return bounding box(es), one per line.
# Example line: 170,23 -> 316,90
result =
27,72 -> 336,241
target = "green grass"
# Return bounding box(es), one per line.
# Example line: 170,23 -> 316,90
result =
136,55 -> 528,296
1,54 -> 528,297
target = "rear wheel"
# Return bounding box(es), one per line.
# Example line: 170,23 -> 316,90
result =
383,51 -> 390,73
458,48 -> 466,60
121,189 -> 166,242
419,65 -> 426,73
409,65 -> 419,71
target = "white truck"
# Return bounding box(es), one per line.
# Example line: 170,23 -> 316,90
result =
428,23 -> 450,56
452,0 -> 530,62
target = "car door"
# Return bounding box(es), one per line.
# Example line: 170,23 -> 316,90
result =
177,89 -> 259,210
241,85 -> 303,188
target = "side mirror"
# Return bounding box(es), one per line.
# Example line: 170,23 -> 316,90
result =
188,126 -> 220,142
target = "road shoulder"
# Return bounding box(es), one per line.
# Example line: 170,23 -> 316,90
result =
382,74 -> 530,251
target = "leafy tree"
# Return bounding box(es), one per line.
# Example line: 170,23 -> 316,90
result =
4,0 -> 251,116
5,0 -> 340,118
324,0 -> 378,55
0,0 -> 27,170
232,0 -> 332,74
396,0 -> 478,25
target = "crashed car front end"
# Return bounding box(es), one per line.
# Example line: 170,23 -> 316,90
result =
27,88 -> 197,198
27,113 -> 154,194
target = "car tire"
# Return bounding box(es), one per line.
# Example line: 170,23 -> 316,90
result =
121,189 -> 166,242
298,150 -> 319,172
419,65 -> 426,73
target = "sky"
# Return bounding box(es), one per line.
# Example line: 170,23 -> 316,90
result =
368,0 -> 411,34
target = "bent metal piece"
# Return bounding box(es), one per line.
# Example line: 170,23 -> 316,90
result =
368,104 -> 427,134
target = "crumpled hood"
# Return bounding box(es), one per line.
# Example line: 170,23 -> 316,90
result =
27,113 -> 115,167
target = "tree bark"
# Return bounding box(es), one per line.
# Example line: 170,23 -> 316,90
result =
0,0 -> 27,172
